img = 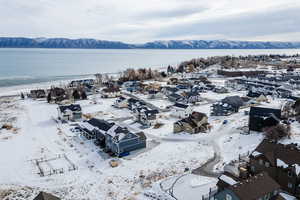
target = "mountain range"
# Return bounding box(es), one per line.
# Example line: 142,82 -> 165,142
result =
1,37 -> 300,49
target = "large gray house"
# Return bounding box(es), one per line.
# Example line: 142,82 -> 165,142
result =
214,172 -> 280,200
80,118 -> 146,157
104,125 -> 146,157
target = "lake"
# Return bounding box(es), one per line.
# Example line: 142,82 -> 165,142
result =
1,48 -> 300,88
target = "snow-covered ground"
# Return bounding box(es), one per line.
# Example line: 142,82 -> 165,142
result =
1,76 -> 300,200
0,95 -> 214,200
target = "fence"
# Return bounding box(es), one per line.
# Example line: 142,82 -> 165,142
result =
30,154 -> 77,177
201,186 -> 218,200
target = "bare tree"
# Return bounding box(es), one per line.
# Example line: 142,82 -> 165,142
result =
263,124 -> 291,141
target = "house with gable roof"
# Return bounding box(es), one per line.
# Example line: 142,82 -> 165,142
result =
214,172 -> 281,200
171,103 -> 193,119
104,125 -> 146,156
173,112 -> 209,134
57,104 -> 82,121
249,140 -> 300,196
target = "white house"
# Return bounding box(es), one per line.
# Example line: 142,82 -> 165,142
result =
147,90 -> 164,99
101,87 -> 121,98
114,96 -> 128,108
134,106 -> 159,126
170,103 -> 193,119
57,104 -> 82,121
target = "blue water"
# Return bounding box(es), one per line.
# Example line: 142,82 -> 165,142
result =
0,48 -> 300,87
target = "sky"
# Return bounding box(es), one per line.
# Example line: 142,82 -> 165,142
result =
0,0 -> 300,43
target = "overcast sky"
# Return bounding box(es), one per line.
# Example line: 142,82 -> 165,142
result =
0,0 -> 300,43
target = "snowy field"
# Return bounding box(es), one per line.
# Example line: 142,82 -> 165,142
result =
1,82 -> 300,200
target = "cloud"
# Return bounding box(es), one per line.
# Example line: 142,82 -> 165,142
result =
136,6 -> 208,20
0,0 -> 299,42
155,6 -> 300,41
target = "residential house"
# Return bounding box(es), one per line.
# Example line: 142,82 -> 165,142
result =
249,140 -> 300,196
104,125 -> 146,157
127,98 -> 146,111
214,172 -> 281,200
80,118 -> 115,143
77,118 -> 147,157
122,81 -> 141,92
29,89 -> 46,99
211,96 -> 245,116
48,87 -> 67,103
167,77 -> 179,85
113,96 -> 128,108
216,172 -> 241,192
33,192 -> 61,200
170,103 -> 192,118
213,87 -> 229,94
101,87 -> 121,98
276,88 -> 292,98
133,106 -> 159,126
69,79 -> 94,87
205,84 -> 216,91
249,106 -> 281,132
173,112 -> 209,134
191,85 -> 206,93
176,84 -> 190,91
162,86 -> 179,96
147,90 -> 164,99
181,91 -> 201,104
167,93 -> 183,103
57,104 -> 82,122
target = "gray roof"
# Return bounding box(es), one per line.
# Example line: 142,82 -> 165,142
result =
58,104 -> 81,113
222,96 -> 244,108
33,192 -> 60,200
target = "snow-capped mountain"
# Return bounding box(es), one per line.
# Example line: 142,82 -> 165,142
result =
0,37 -> 132,49
0,37 -> 300,49
139,40 -> 300,49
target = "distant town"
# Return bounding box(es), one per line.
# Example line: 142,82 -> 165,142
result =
1,53 -> 300,200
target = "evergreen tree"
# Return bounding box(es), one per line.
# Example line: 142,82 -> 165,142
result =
47,93 -> 51,103
81,91 -> 87,100
72,90 -> 80,100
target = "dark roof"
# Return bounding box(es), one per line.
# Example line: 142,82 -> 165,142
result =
250,107 -> 281,119
183,91 -> 200,97
173,103 -> 189,109
144,109 -> 159,115
102,87 -> 120,93
118,96 -> 126,100
178,117 -> 197,128
58,104 -> 82,113
252,139 -> 300,166
127,98 -> 143,105
87,118 -> 115,131
33,192 -> 60,200
164,87 -> 179,92
31,89 -> 46,94
190,112 -> 207,121
222,96 -> 244,108
148,90 -> 159,94
228,172 -> 280,200
50,87 -> 65,96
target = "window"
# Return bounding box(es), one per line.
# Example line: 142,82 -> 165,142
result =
226,194 -> 232,200
251,166 -> 255,172
265,162 -> 270,167
288,183 -> 293,188
259,159 -> 264,165
288,171 -> 292,177
264,193 -> 270,200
